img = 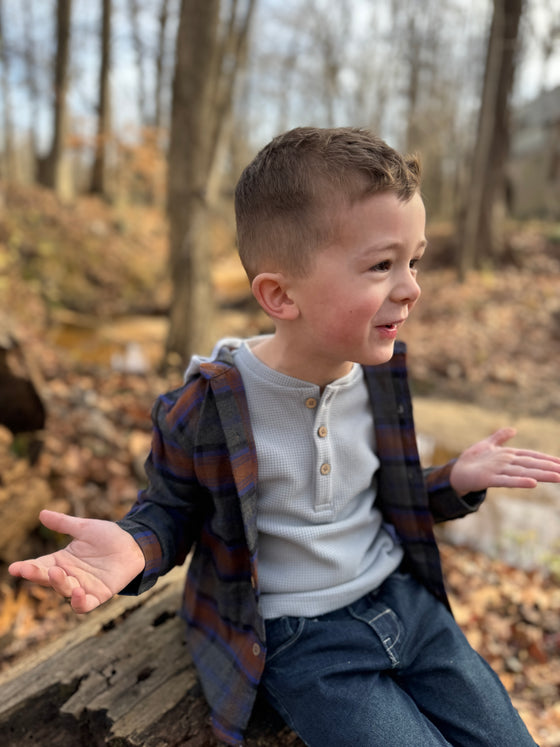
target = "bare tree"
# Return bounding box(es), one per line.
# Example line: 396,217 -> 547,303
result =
458,0 -> 524,278
154,0 -> 171,131
128,0 -> 173,132
525,0 -> 560,94
21,0 -> 41,165
128,0 -> 148,127
388,0 -> 424,152
0,0 -> 14,182
165,0 -> 256,364
37,0 -> 72,196
90,0 -> 112,196
306,0 -> 352,127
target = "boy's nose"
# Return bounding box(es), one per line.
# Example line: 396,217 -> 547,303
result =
393,273 -> 421,304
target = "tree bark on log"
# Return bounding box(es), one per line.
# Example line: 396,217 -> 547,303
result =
0,568 -> 302,746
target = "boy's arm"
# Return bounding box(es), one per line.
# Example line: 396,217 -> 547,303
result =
115,388 -> 208,592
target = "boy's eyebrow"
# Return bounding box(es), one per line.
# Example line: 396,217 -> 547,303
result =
358,238 -> 428,256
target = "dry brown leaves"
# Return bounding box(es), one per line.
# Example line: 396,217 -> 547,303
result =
441,543 -> 560,746
1,186 -> 559,743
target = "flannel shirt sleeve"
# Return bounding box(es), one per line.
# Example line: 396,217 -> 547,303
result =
117,386 -> 207,595
424,461 -> 486,524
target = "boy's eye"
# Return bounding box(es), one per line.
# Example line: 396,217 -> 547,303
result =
371,260 -> 391,272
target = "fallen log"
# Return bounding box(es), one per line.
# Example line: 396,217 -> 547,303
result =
0,322 -> 46,437
0,567 -> 303,746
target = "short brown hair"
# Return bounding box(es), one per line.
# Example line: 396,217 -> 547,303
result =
234,126 -> 421,280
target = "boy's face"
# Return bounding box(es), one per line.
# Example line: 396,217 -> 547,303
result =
283,191 -> 426,384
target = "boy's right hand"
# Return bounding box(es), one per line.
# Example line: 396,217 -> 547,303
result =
8,509 -> 146,614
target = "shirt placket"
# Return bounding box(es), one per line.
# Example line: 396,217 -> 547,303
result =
309,390 -> 334,512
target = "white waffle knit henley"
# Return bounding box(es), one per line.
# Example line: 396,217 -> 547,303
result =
233,339 -> 404,619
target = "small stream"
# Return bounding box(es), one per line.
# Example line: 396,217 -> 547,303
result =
47,314 -> 168,372
417,427 -> 560,574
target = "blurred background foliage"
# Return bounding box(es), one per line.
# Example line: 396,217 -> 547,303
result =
0,0 -> 559,361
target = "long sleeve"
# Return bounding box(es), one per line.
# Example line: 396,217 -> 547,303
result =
424,462 -> 486,524
117,386 -> 207,593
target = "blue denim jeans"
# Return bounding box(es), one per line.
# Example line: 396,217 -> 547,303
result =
261,572 -> 536,746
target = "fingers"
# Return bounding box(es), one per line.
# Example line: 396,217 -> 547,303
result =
8,511 -> 82,583
70,587 -> 104,614
502,464 -> 560,485
47,565 -> 81,598
10,562 -> 79,596
491,475 -> 539,489
501,452 -> 560,485
8,562 -> 103,612
487,430 -> 560,467
8,558 -> 55,584
487,430 -> 560,485
512,450 -> 560,467
512,453 -> 560,471
488,453 -> 560,490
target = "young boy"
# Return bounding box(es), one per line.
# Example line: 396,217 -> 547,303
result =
10,127 -> 560,746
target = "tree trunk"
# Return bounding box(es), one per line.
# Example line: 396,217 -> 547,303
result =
90,0 -> 112,196
37,0 -> 72,196
128,0 -> 148,128
165,0 -> 219,363
154,0 -> 169,131
155,0 -> 170,132
404,11 -> 421,153
21,0 -> 41,166
457,0 -> 523,279
0,0 -> 14,183
165,0 -> 256,365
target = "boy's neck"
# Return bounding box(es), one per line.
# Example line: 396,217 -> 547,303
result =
251,335 -> 354,389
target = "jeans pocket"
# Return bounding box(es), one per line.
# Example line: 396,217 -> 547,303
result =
265,616 -> 307,664
349,604 -> 403,668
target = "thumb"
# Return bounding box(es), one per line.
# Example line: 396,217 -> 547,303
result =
487,427 -> 517,447
39,509 -> 85,538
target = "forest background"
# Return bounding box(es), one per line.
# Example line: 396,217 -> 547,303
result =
1,0 -> 560,744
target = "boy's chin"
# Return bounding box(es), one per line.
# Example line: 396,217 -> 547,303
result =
359,342 -> 396,367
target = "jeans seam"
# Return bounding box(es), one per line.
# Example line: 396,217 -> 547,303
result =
262,679 -> 310,744
265,617 -> 306,664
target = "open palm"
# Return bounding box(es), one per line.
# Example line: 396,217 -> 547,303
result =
8,510 -> 146,613
450,428 -> 560,497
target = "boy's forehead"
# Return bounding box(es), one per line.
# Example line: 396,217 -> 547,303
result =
329,189 -> 424,222
323,191 -> 426,249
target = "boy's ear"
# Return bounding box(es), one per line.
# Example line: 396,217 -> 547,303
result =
251,272 -> 300,320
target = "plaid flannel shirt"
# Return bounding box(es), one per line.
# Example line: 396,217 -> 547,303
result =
118,341 -> 484,745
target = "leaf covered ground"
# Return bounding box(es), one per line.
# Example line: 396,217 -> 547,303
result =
1,184 -> 559,745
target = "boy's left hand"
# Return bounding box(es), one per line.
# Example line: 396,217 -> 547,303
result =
450,427 -> 560,497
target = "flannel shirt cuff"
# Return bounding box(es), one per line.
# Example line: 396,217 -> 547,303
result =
116,518 -> 163,595
425,460 -> 486,522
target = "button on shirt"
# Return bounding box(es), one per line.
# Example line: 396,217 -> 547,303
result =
233,341 -> 403,619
